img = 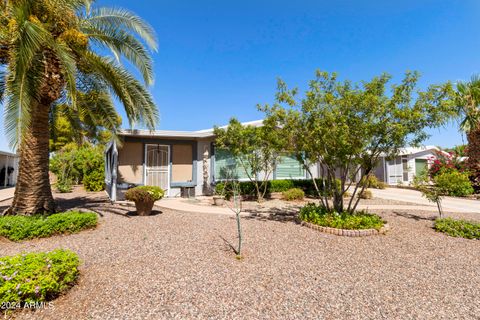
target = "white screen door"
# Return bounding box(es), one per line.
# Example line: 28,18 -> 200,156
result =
145,144 -> 169,192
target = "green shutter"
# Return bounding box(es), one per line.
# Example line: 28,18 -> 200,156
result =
276,154 -> 305,179
214,149 -> 250,180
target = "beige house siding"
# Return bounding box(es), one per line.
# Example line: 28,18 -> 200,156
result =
171,144 -> 193,182
118,141 -> 143,184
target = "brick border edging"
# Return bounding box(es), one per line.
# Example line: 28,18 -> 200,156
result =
300,220 -> 390,237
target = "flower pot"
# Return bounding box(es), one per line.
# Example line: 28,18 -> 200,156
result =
213,196 -> 225,206
134,199 -> 155,216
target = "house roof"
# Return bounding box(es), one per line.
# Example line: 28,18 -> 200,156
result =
0,150 -> 18,158
119,119 -> 265,139
396,145 -> 447,156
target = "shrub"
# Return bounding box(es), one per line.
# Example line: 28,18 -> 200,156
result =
83,171 -> 105,192
55,180 -> 73,193
434,218 -> 480,240
214,178 -> 341,200
0,212 -> 98,242
358,190 -> 373,199
270,180 -> 294,192
360,175 -> 386,189
343,191 -> 351,198
50,143 -> 105,192
434,169 -> 474,197
125,186 -> 164,203
299,203 -> 385,230
0,249 -> 79,306
282,188 -> 305,201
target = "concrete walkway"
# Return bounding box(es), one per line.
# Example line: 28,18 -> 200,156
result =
155,196 -> 448,215
0,187 -> 14,202
371,188 -> 480,214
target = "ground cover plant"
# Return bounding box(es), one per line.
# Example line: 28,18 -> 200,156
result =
299,203 -> 385,230
0,212 -> 97,241
0,249 -> 79,307
434,218 -> 480,240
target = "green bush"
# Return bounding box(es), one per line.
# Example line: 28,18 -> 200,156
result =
0,249 -> 79,306
434,218 -> 480,240
434,169 -> 474,197
299,203 -> 385,230
55,180 -> 73,193
357,189 -> 373,199
0,212 -> 98,242
50,143 -> 105,192
214,178 -> 341,200
270,180 -> 294,192
360,175 -> 386,189
83,171 -> 105,192
125,186 -> 164,203
282,188 -> 305,201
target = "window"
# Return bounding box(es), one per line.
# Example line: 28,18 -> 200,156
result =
214,149 -> 251,180
275,154 -> 305,179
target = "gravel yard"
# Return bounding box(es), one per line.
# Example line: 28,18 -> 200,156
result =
0,189 -> 479,320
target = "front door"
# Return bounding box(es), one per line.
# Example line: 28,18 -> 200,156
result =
145,144 -> 170,192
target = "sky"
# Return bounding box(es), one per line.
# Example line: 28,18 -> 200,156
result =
2,0 -> 480,152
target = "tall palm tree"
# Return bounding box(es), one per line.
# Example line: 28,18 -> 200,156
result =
0,0 -> 158,215
456,75 -> 480,190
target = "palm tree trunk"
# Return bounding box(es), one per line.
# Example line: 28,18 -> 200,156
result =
4,99 -> 55,215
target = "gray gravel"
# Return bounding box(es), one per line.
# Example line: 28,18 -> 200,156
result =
0,190 -> 479,320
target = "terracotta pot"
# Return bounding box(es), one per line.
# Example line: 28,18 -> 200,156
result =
213,196 -> 224,206
134,199 -> 154,216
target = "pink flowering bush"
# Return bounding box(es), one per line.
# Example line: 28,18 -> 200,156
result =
428,151 -> 466,177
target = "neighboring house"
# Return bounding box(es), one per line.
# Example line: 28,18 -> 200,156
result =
104,120 -> 319,200
0,150 -> 19,188
372,146 -> 447,186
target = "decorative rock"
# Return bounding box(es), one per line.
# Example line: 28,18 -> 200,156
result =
300,221 -> 388,237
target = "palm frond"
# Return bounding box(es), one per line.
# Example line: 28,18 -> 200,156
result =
4,17 -> 50,147
82,25 -> 153,85
81,52 -> 158,129
86,7 -> 158,51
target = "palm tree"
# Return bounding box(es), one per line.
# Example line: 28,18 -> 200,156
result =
456,75 -> 480,190
0,0 -> 158,215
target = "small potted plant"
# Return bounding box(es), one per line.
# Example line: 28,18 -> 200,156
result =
213,183 -> 227,206
125,186 -> 164,216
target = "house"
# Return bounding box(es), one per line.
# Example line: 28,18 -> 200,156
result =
373,146 -> 446,186
104,120 -> 319,200
0,150 -> 19,188
104,119 -> 445,200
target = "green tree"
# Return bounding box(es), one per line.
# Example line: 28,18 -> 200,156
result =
214,118 -> 282,202
49,91 -> 122,151
455,75 -> 480,190
261,70 -> 455,214
0,0 -> 158,215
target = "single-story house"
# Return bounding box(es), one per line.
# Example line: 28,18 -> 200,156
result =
0,150 -> 19,188
373,146 -> 446,186
104,120 -> 320,200
104,120 -> 445,200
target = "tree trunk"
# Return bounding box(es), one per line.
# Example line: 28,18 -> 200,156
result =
4,50 -> 63,216
4,99 -> 56,215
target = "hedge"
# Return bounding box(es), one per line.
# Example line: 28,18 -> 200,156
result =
215,178 -> 341,199
0,212 -> 98,241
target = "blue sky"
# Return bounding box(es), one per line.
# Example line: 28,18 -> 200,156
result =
1,0 -> 479,152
